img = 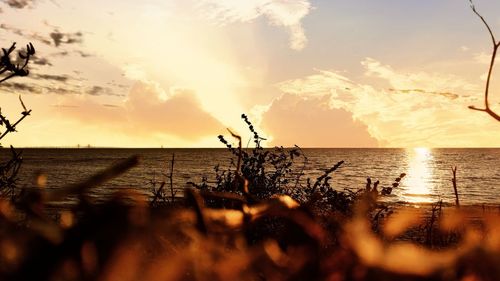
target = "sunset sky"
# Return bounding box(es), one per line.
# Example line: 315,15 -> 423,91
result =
0,0 -> 499,148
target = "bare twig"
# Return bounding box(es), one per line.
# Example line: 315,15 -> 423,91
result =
169,153 -> 175,202
45,155 -> 140,202
451,166 -> 460,207
227,128 -> 242,177
0,104 -> 32,141
293,145 -> 308,189
468,0 -> 500,121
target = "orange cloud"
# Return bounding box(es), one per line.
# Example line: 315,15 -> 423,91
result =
260,94 -> 378,147
56,82 -> 224,141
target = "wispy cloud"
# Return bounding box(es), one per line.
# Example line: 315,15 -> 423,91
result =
1,73 -> 123,97
200,0 -> 312,50
387,88 -> 460,100
361,58 -> 479,94
473,52 -> 490,65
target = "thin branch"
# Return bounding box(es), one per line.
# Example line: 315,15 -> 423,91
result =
451,166 -> 460,208
469,0 -> 496,45
169,153 -> 175,202
227,128 -> 242,178
468,0 -> 500,122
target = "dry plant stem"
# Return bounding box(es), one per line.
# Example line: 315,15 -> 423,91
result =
293,145 -> 308,189
227,128 -> 242,177
451,166 -> 460,208
0,109 -> 31,140
45,155 -> 140,201
468,0 -> 500,121
227,128 -> 247,195
169,153 -> 175,202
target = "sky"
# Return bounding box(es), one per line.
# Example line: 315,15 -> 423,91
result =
0,0 -> 499,148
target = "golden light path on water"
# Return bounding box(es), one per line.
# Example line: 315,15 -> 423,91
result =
403,147 -> 435,203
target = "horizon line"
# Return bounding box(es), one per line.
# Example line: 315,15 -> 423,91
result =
2,146 -> 499,149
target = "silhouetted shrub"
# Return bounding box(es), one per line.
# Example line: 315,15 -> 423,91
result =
0,42 -> 34,199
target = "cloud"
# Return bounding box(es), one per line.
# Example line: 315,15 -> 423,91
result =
0,23 -> 24,35
32,56 -> 52,66
87,86 -> 104,96
200,0 -> 312,50
361,58 -> 479,94
473,52 -> 490,65
58,81 -> 225,140
261,94 -> 378,147
387,88 -> 460,100
0,23 -> 81,48
276,58 -> 500,147
3,0 -> 33,9
0,81 -> 38,92
31,73 -> 69,82
49,30 -> 83,47
1,79 -> 121,97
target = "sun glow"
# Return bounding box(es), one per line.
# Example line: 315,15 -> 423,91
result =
403,147 -> 434,203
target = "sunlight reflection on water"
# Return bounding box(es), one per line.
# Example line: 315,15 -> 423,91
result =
402,148 -> 435,203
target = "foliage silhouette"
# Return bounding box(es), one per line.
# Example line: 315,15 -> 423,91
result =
0,42 -> 34,199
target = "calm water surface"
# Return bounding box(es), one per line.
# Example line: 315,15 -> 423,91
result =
2,148 -> 499,205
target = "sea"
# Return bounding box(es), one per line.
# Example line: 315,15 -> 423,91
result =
1,148 -> 499,206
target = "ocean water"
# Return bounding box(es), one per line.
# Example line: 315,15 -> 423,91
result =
1,148 -> 499,206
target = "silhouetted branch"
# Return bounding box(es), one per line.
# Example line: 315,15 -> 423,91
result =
468,0 -> 500,122
0,42 -> 35,198
169,153 -> 175,202
45,155 -> 140,202
451,166 -> 460,207
0,42 -> 35,83
0,96 -> 32,141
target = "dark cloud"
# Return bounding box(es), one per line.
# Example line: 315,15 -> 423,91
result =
76,50 -> 91,58
50,50 -> 69,57
0,81 -> 39,93
47,87 -> 74,95
1,77 -> 123,97
49,30 -> 83,47
32,56 -> 52,66
87,86 -> 104,96
4,0 -> 32,9
1,23 -> 84,48
261,94 -> 378,147
31,73 -> 68,82
86,85 -> 123,97
30,33 -> 52,46
0,23 -> 24,35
